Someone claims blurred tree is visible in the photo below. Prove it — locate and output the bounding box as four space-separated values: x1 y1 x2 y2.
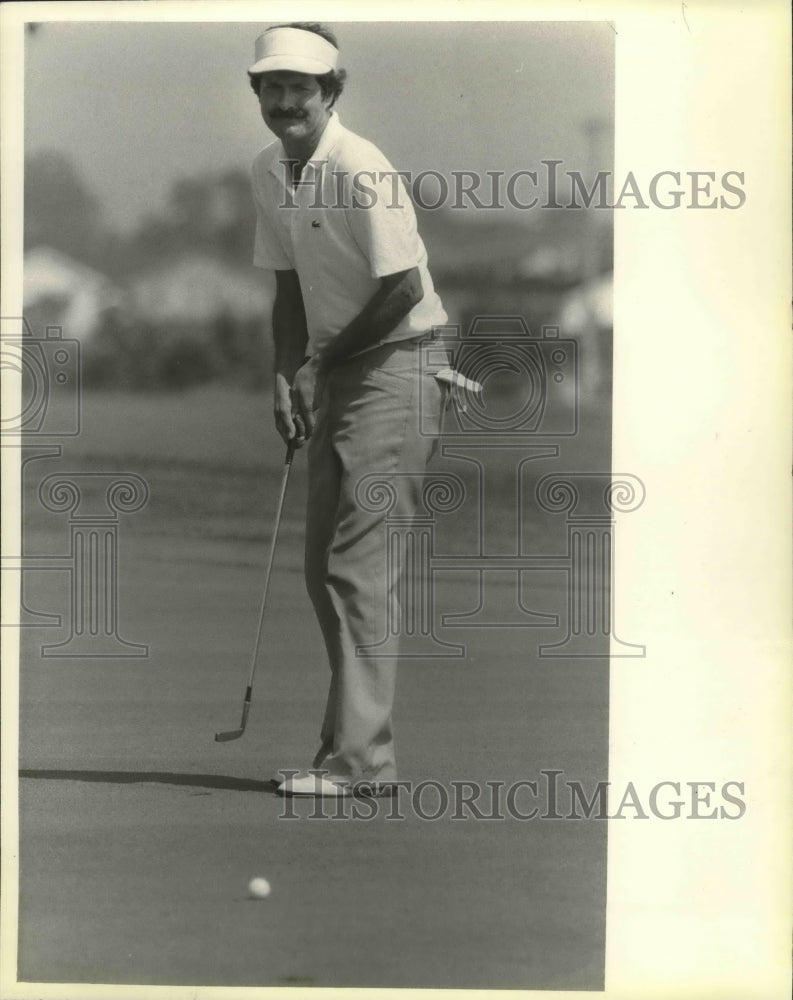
24 154 257 278
24 151 107 264
128 169 256 271
213 171 259 263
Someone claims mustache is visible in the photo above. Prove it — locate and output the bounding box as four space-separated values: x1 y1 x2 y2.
269 108 307 120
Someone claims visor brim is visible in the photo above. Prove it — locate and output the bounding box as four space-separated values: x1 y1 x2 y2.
248 55 334 76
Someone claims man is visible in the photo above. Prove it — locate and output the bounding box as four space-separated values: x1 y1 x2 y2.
249 22 448 797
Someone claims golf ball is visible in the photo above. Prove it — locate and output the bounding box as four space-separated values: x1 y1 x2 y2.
248 877 271 899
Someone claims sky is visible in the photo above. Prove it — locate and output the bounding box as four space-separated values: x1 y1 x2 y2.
24 17 614 232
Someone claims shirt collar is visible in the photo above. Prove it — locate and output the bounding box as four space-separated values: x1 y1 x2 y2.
306 110 343 165
268 110 343 181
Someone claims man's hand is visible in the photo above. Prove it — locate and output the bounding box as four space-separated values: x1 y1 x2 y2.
274 371 304 446
290 356 325 442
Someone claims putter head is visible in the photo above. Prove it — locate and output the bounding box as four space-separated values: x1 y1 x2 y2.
214 698 251 742
214 729 244 742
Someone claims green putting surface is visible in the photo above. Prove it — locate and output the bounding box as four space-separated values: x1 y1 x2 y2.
16 386 610 990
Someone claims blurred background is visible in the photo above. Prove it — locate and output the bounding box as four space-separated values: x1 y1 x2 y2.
23 19 614 392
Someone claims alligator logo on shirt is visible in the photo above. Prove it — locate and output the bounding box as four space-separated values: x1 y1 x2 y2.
311 220 321 228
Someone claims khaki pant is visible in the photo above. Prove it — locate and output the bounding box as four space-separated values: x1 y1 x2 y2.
304 338 444 783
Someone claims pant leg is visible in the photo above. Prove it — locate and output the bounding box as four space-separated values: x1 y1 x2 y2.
303 386 343 769
303 340 444 783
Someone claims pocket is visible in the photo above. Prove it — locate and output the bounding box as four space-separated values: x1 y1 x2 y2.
439 380 452 412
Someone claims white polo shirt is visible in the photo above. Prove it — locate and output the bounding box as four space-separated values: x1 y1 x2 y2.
251 111 447 356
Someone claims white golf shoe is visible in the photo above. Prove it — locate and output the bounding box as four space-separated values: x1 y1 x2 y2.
277 773 351 797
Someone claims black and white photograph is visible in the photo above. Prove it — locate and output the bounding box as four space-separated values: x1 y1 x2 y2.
1 2 790 998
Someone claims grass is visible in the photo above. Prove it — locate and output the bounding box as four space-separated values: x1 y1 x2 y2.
24 383 611 554
67 384 280 470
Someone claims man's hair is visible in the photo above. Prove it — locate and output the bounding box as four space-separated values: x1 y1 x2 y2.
248 22 347 107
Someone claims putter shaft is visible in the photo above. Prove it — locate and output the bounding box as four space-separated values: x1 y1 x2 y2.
215 443 295 741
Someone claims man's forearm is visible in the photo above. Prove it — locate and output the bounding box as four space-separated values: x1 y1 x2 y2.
272 290 309 385
315 268 423 371
271 273 311 444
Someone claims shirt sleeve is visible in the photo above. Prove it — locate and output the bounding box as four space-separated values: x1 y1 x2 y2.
345 162 423 279
251 165 294 271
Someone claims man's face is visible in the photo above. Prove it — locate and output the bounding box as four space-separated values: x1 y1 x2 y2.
258 71 332 148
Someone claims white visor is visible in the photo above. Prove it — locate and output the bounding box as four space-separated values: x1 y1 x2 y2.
248 26 339 76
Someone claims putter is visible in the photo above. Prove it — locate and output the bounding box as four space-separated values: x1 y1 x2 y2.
215 439 296 741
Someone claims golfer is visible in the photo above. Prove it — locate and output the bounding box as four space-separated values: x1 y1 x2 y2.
249 23 448 797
